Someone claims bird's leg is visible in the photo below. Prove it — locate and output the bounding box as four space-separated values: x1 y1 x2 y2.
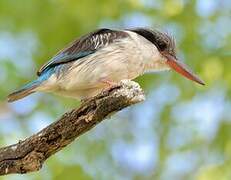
100 79 117 86
100 78 119 92
81 79 119 104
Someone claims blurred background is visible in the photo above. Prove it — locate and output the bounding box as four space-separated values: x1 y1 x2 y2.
0 0 230 179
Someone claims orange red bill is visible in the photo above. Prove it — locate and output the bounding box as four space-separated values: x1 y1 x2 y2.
164 53 205 85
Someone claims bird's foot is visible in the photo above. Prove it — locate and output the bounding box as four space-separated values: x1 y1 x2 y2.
100 79 120 93
100 79 118 87
80 79 120 104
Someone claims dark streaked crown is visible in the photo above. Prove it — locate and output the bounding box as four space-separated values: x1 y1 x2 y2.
129 28 176 56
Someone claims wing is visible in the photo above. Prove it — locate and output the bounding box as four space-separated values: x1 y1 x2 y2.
37 28 128 76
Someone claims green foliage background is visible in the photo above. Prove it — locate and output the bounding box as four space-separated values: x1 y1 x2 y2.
0 0 230 179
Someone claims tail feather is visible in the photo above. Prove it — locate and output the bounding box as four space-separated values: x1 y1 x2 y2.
7 80 41 102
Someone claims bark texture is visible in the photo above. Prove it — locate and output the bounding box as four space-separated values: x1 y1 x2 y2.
0 80 145 176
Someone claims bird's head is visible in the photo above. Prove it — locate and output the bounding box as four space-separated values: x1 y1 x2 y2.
130 28 205 85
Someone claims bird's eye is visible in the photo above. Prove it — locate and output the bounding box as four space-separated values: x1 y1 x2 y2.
158 42 167 51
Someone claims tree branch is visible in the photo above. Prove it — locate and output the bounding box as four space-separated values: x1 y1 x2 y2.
0 80 145 176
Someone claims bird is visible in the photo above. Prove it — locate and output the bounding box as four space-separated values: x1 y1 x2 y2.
7 28 205 102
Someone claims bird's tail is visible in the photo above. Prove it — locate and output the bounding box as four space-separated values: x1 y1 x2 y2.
7 79 42 102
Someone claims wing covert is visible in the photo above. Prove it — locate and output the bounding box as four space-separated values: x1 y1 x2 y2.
37 28 128 76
